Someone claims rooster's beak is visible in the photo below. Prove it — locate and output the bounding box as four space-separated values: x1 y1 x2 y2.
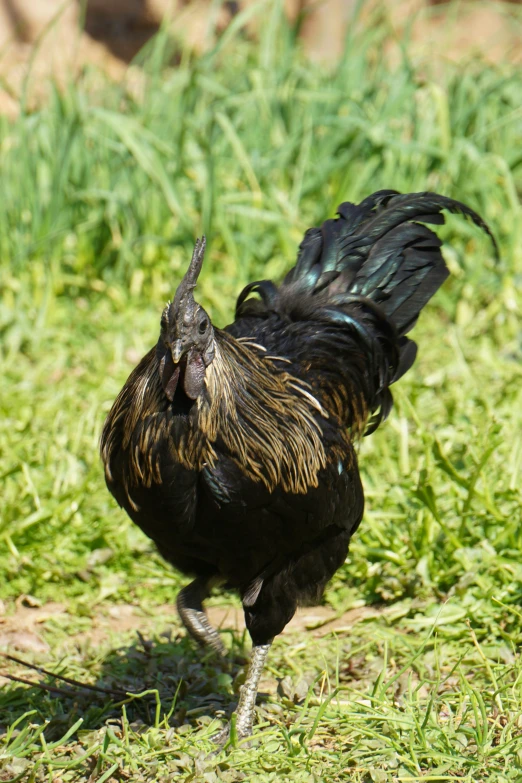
171 339 183 364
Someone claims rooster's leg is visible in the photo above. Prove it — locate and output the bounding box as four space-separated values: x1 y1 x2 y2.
176 578 226 656
213 641 272 746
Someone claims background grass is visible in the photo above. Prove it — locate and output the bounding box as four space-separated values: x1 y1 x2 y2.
1 1 522 780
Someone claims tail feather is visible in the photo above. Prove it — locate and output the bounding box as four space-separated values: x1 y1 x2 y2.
351 223 448 335
282 190 496 336
233 190 496 435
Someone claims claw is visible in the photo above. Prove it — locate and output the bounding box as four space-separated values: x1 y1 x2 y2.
176 578 226 656
211 716 253 751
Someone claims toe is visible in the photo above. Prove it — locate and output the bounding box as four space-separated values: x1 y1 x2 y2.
211 720 253 751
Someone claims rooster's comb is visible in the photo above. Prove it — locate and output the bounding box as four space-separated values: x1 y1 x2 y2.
173 236 206 320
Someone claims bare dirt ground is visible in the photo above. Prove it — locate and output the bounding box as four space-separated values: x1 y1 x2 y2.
0 0 520 116
0 598 388 701
0 598 382 658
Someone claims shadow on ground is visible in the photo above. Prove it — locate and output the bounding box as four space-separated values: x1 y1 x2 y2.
0 599 382 747
0 628 254 742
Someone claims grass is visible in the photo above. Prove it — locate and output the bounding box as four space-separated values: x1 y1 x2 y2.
1 1 522 780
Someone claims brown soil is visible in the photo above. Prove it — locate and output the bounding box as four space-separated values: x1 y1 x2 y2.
0 598 381 657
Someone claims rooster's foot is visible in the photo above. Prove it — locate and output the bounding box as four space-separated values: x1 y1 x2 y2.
211 642 272 750
211 719 253 750
177 578 226 656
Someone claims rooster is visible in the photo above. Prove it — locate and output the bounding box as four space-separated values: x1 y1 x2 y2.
101 190 495 744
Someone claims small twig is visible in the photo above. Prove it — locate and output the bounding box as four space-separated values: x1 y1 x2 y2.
1 671 80 698
0 651 128 698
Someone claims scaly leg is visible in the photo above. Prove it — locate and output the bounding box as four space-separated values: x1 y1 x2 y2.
213 641 272 746
176 578 226 656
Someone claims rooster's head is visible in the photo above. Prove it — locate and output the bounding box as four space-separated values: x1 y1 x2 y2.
157 237 215 402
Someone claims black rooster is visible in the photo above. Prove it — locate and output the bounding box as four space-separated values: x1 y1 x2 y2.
101 190 495 744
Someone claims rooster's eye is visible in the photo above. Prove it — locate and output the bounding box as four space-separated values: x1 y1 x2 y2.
198 318 209 334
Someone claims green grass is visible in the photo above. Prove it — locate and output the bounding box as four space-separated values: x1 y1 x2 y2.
1 1 522 780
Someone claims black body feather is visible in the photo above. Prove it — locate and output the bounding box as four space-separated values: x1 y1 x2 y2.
101 191 494 646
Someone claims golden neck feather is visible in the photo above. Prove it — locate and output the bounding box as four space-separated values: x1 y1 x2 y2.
199 331 328 493
102 331 331 498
